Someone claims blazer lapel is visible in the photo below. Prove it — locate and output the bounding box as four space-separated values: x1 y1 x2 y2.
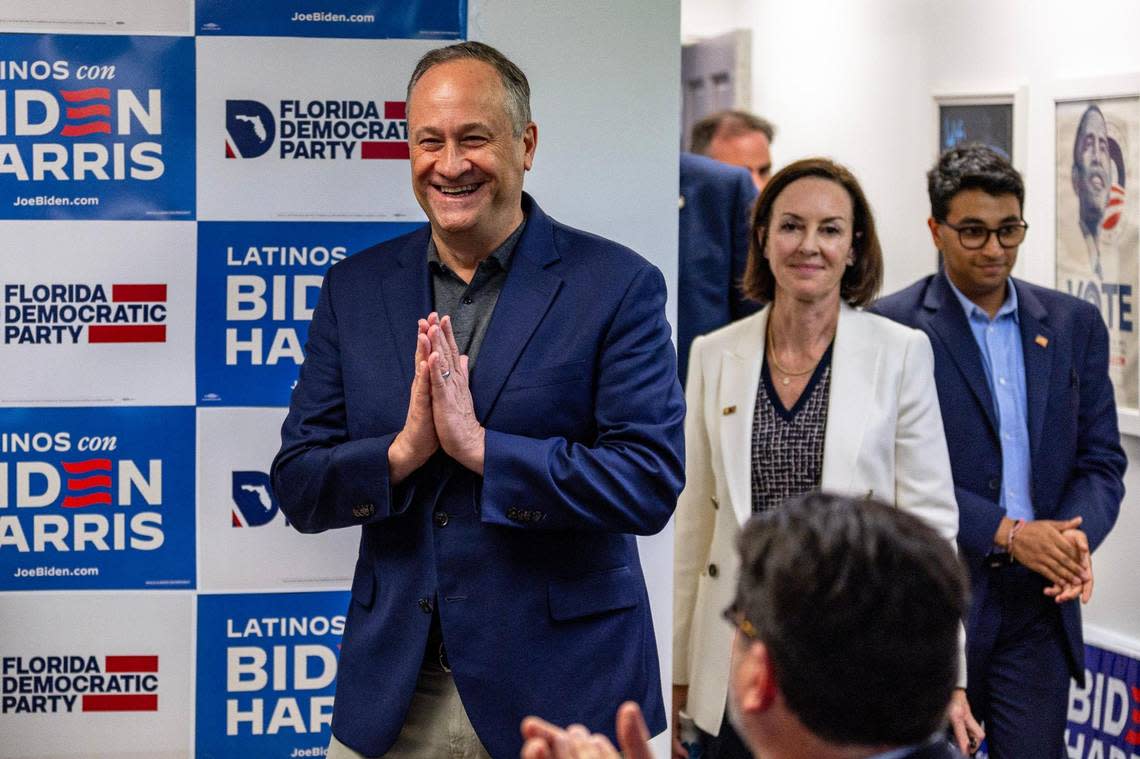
820 304 877 492
720 308 766 525
471 196 564 420
378 227 433 388
921 272 999 435
1016 281 1054 466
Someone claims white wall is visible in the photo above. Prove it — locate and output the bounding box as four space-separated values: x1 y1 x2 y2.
470 3 681 755
682 0 1140 648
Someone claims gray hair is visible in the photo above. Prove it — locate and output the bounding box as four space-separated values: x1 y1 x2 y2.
406 41 531 136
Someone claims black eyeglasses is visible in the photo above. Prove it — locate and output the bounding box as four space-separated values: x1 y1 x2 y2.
721 603 760 640
939 220 1029 250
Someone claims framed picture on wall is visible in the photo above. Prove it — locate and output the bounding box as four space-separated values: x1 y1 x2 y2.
933 89 1027 168
1055 78 1140 421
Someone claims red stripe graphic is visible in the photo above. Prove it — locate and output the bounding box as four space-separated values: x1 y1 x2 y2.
62 493 113 508
61 459 112 474
60 88 110 102
88 325 166 343
1104 213 1122 231
1108 197 1124 207
361 142 409 159
67 475 112 490
112 284 167 302
105 655 159 673
384 101 406 119
82 694 157 712
61 123 112 137
66 105 111 119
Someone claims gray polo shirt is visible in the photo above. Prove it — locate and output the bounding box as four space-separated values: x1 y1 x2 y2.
426 217 526 365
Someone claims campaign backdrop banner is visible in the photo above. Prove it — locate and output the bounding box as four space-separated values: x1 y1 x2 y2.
196 0 464 40
196 36 435 221
0 592 194 759
1 221 197 406
195 591 349 758
0 34 195 220
196 220 420 406
196 407 361 591
0 406 195 591
1065 642 1140 758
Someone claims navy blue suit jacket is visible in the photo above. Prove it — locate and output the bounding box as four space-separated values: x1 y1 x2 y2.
678 153 760 383
873 273 1125 679
271 195 685 758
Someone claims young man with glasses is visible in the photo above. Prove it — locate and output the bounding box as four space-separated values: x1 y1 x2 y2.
872 145 1126 758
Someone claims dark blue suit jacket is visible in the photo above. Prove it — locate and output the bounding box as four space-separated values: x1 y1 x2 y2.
873 273 1125 680
271 195 685 758
678 153 760 383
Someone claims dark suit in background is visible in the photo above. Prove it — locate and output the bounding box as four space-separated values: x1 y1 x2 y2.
677 153 760 383
873 272 1126 757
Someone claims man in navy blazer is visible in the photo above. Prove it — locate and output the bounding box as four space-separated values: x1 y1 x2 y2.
873 146 1125 758
677 153 760 383
271 42 684 759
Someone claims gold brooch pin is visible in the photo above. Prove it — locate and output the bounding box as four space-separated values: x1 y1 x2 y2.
1035 335 1049 348
722 405 736 415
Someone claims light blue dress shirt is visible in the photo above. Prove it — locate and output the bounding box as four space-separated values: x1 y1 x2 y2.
947 277 1034 521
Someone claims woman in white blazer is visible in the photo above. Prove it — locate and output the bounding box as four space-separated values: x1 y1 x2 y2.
672 158 980 759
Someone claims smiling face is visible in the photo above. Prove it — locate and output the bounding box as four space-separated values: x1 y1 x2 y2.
762 177 855 307
407 58 537 253
931 189 1022 316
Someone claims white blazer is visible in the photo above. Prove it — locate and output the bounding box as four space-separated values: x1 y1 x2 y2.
673 302 961 734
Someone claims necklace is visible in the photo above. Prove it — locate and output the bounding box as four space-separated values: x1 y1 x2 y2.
766 330 820 386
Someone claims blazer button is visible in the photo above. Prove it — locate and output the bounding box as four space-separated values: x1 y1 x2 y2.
506 507 519 521
708 563 718 578
710 496 719 510
418 597 433 614
988 478 1000 491
433 511 449 528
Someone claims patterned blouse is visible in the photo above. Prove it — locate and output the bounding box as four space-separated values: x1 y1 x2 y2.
750 344 834 513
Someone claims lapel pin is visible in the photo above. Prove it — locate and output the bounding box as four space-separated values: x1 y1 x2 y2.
722 405 736 416
1035 335 1049 348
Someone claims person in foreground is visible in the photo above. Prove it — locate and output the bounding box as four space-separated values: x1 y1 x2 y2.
271 41 685 758
672 157 979 759
522 492 970 759
873 145 1126 758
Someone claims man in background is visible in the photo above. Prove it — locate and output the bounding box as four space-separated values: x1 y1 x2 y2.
690 110 776 191
873 145 1126 758
521 493 969 759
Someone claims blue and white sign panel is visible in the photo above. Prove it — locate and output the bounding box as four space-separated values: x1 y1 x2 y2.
196 221 420 406
0 34 195 220
0 406 195 590
1065 642 1140 758
196 591 349 758
196 0 465 40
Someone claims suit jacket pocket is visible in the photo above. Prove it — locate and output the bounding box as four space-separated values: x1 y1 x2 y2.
503 360 590 392
350 561 375 610
548 565 639 622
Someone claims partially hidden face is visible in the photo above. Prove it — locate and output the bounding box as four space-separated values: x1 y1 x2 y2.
407 58 536 246
761 176 855 305
709 129 772 191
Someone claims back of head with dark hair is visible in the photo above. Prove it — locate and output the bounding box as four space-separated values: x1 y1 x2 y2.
406 41 531 136
741 157 883 306
734 492 967 746
928 144 1025 222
